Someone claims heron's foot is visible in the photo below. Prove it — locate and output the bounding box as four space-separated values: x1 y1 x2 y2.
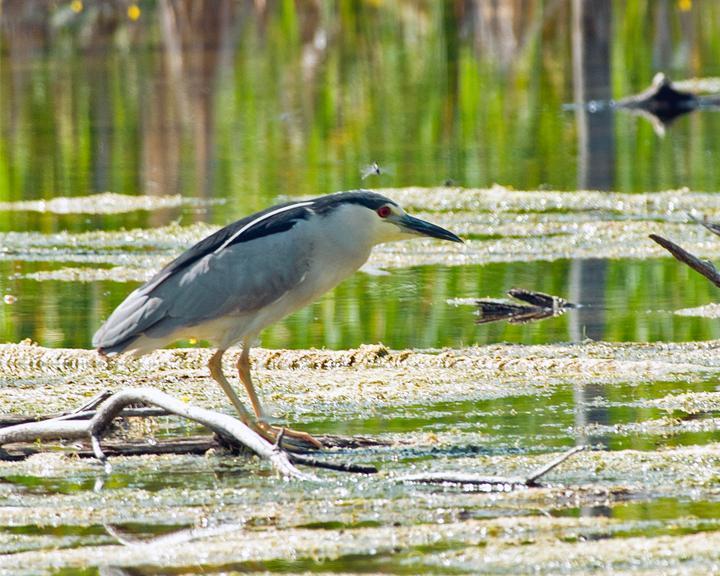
256 421 323 450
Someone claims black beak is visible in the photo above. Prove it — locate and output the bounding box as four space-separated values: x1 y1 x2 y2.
398 214 463 243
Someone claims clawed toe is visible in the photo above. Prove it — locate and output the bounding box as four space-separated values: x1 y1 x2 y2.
256 421 323 449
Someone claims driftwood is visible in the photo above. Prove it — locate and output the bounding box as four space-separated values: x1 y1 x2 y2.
0 389 381 475
476 288 576 325
397 445 585 490
0 390 380 475
0 388 320 479
649 233 720 288
0 389 587 487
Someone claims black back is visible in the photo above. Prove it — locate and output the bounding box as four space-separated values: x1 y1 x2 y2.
142 190 394 291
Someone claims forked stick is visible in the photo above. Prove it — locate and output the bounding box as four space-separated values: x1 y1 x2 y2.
0 387 315 480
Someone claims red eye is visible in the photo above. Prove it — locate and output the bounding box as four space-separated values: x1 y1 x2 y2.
377 206 391 218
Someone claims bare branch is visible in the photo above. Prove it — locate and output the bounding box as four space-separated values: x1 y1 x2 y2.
396 446 586 489
0 388 315 481
525 445 586 485
649 234 720 288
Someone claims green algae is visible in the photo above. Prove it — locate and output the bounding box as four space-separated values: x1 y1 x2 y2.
0 341 718 417
1 342 720 572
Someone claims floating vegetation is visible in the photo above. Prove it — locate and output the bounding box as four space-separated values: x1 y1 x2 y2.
6 188 720 273
0 192 221 214
18 266 152 283
385 185 720 216
675 303 720 318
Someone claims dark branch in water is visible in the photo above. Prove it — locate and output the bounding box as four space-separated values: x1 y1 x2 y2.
476 288 576 325
612 73 720 136
615 73 698 121
649 234 720 288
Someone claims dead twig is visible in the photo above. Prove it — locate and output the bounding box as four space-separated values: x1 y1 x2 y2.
266 426 377 474
396 445 586 490
289 453 377 474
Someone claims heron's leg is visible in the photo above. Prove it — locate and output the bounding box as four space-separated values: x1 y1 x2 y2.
208 349 254 424
236 345 267 421
237 344 323 449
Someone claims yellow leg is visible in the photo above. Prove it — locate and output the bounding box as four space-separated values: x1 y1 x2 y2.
236 345 266 420
237 344 323 449
208 349 253 425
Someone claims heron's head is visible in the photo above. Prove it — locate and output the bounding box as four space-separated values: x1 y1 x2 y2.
316 191 463 246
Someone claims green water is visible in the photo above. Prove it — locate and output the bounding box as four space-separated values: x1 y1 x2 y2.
2 258 720 350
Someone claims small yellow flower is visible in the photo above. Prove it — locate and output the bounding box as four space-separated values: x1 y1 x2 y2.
189 337 198 345
70 0 83 13
128 4 141 21
678 0 692 12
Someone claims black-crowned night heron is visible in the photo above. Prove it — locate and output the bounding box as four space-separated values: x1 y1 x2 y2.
93 190 462 447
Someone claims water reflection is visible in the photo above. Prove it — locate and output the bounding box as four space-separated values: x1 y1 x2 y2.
1 258 720 350
3 0 720 213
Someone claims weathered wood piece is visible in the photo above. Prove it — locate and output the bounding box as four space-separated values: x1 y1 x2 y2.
0 389 380 474
476 288 576 325
0 387 315 480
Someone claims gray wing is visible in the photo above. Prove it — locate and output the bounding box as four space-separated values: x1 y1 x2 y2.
93 231 312 353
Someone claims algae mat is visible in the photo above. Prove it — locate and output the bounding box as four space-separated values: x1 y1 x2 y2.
2 342 720 573
7 186 720 281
